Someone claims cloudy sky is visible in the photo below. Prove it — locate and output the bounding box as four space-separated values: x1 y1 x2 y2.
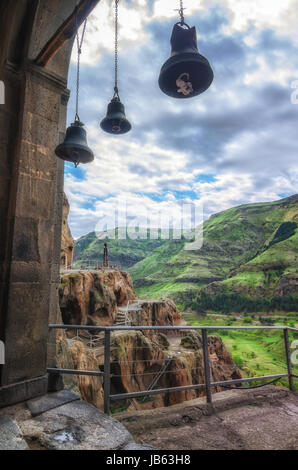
64 0 298 239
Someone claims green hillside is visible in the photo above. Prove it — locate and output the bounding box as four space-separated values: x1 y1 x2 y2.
74 228 168 268
130 195 298 312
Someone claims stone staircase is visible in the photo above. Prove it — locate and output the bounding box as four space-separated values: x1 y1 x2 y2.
114 309 127 325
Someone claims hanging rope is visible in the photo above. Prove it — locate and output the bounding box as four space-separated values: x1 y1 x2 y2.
113 0 120 100
75 9 87 122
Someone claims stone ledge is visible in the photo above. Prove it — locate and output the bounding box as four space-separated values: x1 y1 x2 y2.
0 375 48 408
20 399 135 450
27 390 80 417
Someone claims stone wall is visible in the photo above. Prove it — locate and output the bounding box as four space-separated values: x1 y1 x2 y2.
0 0 95 406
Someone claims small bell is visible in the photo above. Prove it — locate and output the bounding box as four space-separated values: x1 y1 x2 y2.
159 23 214 99
55 120 94 167
100 1 132 135
100 97 131 135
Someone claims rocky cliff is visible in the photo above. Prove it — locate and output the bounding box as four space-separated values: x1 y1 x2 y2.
61 193 74 268
57 320 240 412
130 299 184 328
58 271 241 412
110 330 240 410
59 270 136 326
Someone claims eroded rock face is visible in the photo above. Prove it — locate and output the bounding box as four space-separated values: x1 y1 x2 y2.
61 194 74 269
59 271 136 326
130 299 185 328
70 341 104 409
111 331 241 409
58 272 240 412
58 327 240 412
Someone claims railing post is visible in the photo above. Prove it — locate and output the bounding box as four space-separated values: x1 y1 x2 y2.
202 328 212 404
104 330 111 414
283 328 294 392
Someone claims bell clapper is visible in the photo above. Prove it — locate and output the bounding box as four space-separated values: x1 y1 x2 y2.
111 88 123 133
112 123 122 133
176 72 194 96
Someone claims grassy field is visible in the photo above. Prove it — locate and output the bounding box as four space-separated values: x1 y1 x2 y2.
183 312 298 391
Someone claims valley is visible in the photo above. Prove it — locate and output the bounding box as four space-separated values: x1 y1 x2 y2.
183 311 298 391
74 195 298 314
64 194 298 411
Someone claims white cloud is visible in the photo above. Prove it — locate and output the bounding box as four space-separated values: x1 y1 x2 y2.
195 171 297 219
65 0 298 239
73 0 152 66
218 0 298 36
244 55 297 87
65 125 193 198
68 190 203 239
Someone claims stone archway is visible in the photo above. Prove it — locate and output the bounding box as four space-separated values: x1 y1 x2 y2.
0 0 100 406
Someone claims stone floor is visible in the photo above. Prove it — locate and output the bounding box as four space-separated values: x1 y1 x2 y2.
117 386 298 450
1 386 297 450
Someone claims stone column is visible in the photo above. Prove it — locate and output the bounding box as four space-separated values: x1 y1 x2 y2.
0 61 68 406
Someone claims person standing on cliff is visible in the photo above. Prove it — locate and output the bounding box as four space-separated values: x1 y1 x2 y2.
103 243 109 268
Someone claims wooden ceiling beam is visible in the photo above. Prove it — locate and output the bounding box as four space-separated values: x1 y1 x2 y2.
35 0 101 67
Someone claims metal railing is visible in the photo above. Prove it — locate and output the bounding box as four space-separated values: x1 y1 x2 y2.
61 261 122 272
48 324 298 415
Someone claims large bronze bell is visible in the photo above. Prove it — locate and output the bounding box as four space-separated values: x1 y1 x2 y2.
55 120 94 167
159 23 214 99
100 98 131 134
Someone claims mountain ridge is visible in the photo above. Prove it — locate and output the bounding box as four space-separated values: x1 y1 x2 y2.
74 194 298 312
